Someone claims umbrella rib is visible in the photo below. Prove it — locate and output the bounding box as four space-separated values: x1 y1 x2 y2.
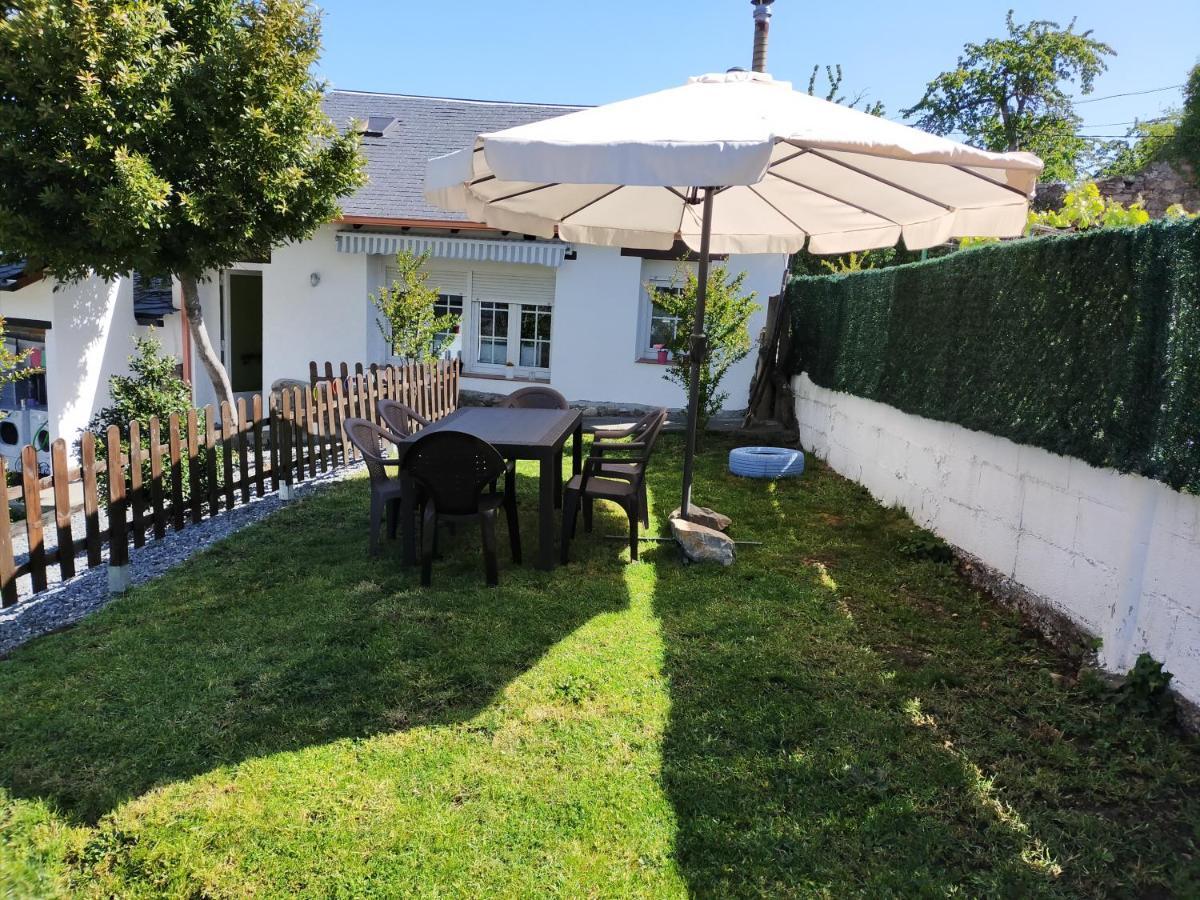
951 165 1032 199
806 149 955 211
492 182 561 204
766 170 904 228
769 145 810 168
747 185 809 236
560 185 625 222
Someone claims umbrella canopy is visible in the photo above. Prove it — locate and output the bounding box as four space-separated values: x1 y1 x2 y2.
425 70 1043 256
424 70 1043 522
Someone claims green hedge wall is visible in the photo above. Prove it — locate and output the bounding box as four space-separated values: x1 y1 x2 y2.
790 217 1200 493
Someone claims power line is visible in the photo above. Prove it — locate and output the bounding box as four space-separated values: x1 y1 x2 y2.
1073 84 1184 104
1078 117 1175 129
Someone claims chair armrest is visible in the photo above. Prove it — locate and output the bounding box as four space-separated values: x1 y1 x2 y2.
588 422 639 439
591 440 646 453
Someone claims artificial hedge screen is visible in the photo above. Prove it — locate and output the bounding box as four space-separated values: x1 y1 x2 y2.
789 217 1200 493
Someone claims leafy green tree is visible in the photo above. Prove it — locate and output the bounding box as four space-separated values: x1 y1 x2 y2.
1096 115 1181 178
371 251 459 362
0 0 365 420
807 64 884 116
1177 64 1200 184
649 265 758 441
902 12 1114 181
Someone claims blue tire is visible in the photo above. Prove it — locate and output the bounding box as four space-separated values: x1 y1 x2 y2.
729 446 805 479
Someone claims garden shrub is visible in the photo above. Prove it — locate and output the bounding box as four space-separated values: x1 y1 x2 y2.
87 333 221 507
789 217 1200 492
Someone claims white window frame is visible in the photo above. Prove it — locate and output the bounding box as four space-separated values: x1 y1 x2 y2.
468 298 554 377
637 260 695 362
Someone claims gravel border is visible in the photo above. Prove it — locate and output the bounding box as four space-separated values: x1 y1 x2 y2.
0 462 364 656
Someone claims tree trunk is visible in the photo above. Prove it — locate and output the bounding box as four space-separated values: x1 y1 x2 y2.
178 272 237 425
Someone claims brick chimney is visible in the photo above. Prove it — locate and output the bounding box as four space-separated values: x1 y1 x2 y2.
751 0 774 73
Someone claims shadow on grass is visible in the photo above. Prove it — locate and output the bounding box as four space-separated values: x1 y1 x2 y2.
0 468 630 825
648 436 1200 897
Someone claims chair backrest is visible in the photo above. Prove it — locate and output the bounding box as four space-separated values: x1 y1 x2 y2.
342 417 404 487
628 407 668 440
401 430 508 516
501 386 569 410
633 409 668 471
377 399 429 438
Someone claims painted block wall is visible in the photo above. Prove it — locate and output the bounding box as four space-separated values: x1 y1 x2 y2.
2 274 183 455
456 245 787 411
794 372 1200 709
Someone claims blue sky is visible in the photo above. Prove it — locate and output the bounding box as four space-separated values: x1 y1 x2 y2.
314 1 1199 136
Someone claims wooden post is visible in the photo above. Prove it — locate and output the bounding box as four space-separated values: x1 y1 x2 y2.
21 445 46 593
219 401 234 510
129 420 146 548
168 413 185 532
252 395 265 497
0 461 17 606
187 408 202 524
269 392 280 494
81 432 103 567
50 439 76 580
149 416 166 540
204 405 219 517
106 424 131 593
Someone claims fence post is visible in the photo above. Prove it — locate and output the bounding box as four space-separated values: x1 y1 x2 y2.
20 445 47 594
106 425 131 594
278 389 296 501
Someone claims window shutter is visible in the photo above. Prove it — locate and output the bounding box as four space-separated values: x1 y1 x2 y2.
388 265 469 298
472 269 555 306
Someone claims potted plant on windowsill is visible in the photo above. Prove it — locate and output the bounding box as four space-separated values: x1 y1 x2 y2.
653 343 669 364
505 361 516 380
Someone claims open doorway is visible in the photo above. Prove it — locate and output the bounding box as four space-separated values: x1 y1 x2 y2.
223 271 263 398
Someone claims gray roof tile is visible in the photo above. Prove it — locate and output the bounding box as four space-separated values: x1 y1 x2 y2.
323 91 585 222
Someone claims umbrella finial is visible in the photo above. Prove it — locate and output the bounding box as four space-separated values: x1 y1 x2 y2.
751 0 774 74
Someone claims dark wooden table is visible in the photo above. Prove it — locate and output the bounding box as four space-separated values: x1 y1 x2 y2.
400 407 583 571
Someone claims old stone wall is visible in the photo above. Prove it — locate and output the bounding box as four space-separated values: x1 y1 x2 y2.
1037 161 1200 217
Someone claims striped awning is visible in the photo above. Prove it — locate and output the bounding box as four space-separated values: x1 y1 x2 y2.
334 231 569 267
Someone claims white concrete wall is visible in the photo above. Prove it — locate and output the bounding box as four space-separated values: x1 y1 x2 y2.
460 244 787 410
2 274 184 456
794 372 1200 709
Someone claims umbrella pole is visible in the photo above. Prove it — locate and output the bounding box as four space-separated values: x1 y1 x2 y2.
680 187 715 521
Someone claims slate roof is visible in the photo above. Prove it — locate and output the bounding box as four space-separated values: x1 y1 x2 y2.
133 272 177 323
323 90 586 222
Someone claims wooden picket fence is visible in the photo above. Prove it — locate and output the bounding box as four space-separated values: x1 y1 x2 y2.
0 358 461 606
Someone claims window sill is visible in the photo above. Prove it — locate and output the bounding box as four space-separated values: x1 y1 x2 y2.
462 370 552 385
635 357 674 366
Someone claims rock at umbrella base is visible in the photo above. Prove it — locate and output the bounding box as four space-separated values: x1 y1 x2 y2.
670 505 732 532
670 517 736 567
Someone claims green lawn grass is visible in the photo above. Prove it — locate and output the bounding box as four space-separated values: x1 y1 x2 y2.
1 435 1197 897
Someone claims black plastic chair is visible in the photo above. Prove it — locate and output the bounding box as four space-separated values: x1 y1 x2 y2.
590 407 667 527
401 430 521 587
342 417 410 556
501 385 569 410
561 409 667 563
377 399 431 438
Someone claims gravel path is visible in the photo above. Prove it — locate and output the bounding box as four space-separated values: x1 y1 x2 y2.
0 463 364 656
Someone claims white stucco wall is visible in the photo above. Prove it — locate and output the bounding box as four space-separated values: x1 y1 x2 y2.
245 231 787 413
458 244 787 410
794 372 1200 709
2 274 184 456
190 224 373 409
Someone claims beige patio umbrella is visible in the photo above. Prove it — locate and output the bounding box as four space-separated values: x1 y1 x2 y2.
425 70 1043 520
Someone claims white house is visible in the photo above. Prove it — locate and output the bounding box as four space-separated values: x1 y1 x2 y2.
1 89 789 462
